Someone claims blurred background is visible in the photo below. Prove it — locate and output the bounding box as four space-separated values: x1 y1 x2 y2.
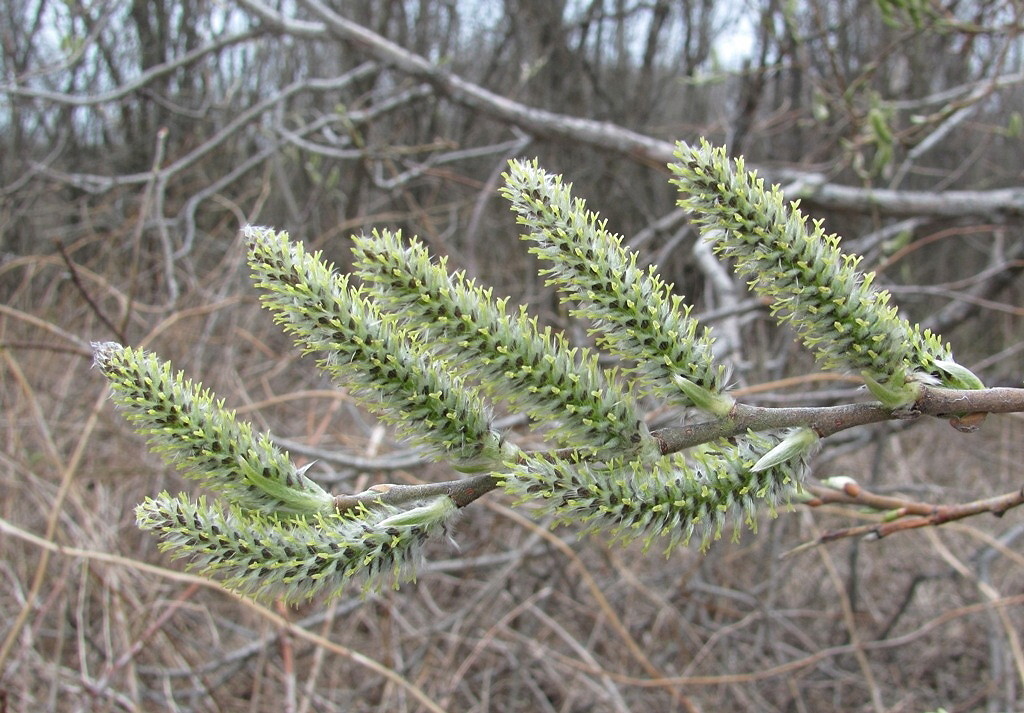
2 1 1023 711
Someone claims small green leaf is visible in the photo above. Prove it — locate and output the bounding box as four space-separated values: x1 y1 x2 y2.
752 427 819 472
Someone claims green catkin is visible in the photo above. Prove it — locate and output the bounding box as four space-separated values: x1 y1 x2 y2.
245 225 509 471
500 159 732 416
92 342 333 517
669 140 982 405
137 492 457 602
502 432 803 553
352 229 651 460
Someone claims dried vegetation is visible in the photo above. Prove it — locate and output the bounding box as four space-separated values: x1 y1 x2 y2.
3 1 1024 711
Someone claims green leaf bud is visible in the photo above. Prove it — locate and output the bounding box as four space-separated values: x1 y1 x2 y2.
931 359 984 391
375 495 457 528
751 427 820 472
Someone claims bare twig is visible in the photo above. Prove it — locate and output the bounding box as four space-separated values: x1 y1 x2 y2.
57 240 128 346
793 480 1024 547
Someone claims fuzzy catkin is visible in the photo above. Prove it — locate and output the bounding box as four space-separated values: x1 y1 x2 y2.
245 226 507 471
92 341 334 517
670 140 954 401
503 433 802 553
352 228 650 459
137 493 457 601
501 159 731 416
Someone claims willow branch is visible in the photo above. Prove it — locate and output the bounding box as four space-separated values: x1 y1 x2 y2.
332 385 1024 513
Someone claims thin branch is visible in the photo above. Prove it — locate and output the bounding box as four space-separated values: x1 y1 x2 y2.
1 29 263 105
790 481 1024 549
332 473 496 512
38 64 378 193
56 241 126 342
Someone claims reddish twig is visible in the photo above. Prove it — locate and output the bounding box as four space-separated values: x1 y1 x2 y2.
795 480 1024 547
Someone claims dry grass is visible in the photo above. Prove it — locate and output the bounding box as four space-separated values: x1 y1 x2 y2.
2 227 1023 713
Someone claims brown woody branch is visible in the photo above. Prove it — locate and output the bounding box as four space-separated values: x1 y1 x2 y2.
333 384 1024 516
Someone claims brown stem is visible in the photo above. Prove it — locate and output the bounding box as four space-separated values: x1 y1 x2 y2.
333 385 1024 516
56 241 127 343
803 483 1024 545
334 473 498 513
